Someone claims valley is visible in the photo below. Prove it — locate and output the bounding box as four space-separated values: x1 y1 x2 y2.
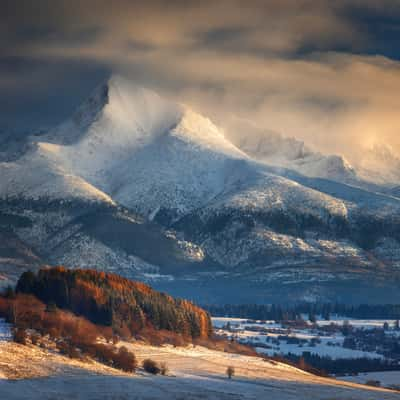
2 268 400 399
214 315 400 388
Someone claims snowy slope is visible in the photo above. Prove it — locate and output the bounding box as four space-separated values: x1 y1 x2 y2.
0 145 114 203
1 340 397 400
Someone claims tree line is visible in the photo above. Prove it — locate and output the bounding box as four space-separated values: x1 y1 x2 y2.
205 303 400 321
279 352 400 375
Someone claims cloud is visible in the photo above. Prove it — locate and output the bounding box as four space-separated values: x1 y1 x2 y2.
1 0 400 158
3 1 364 56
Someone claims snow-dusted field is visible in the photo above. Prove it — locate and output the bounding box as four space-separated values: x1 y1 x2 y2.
0 339 399 399
310 315 398 329
213 316 398 330
212 317 392 359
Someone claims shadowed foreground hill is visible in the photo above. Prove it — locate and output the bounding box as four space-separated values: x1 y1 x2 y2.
16 267 212 339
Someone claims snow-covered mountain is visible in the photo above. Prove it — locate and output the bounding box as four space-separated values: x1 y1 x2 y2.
1 76 249 218
222 117 360 184
1 74 400 304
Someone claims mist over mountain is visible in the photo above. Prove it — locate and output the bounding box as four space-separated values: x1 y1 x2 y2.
1 75 400 304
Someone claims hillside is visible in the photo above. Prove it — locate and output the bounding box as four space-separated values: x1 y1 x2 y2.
15 267 212 339
0 337 399 400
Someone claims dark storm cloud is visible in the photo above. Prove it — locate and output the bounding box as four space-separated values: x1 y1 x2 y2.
1 0 400 157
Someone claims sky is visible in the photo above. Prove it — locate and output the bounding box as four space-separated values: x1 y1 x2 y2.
1 0 400 160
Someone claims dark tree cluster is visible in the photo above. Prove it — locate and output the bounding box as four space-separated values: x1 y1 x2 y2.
205 302 400 322
279 352 400 375
294 303 400 320
16 267 213 340
204 304 302 321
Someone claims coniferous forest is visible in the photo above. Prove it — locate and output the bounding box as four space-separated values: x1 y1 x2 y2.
16 267 213 339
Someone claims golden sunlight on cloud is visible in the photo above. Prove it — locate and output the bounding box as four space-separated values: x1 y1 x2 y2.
2 0 400 159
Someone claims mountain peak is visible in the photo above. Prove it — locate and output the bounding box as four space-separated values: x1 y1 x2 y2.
107 73 144 93
44 74 183 147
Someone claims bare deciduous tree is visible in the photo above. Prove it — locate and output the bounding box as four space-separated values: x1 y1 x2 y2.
226 366 235 379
